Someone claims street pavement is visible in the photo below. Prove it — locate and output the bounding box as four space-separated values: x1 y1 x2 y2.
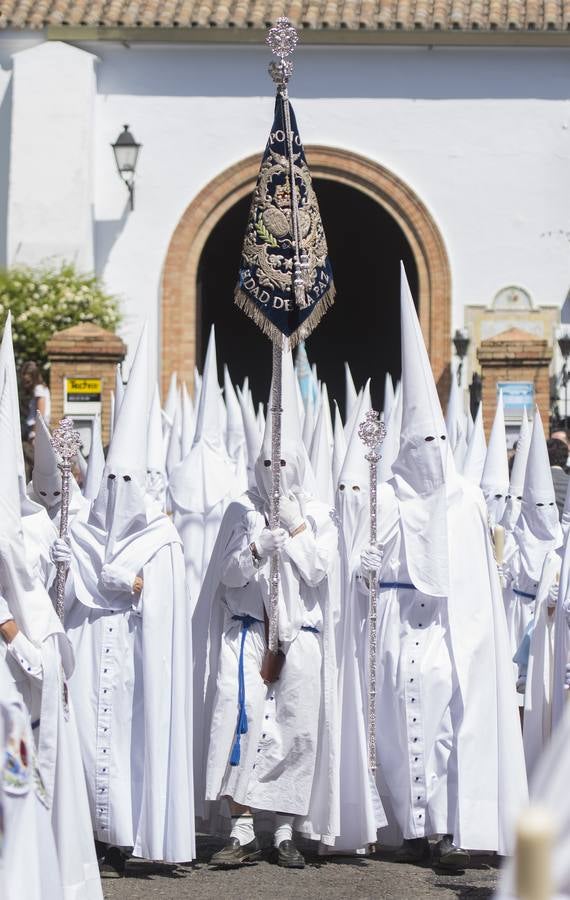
102 836 501 900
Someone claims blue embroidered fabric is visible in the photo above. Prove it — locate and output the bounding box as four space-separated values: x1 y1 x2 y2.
513 588 536 600
379 582 416 590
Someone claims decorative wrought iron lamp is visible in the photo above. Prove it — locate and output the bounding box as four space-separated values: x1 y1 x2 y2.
111 125 141 211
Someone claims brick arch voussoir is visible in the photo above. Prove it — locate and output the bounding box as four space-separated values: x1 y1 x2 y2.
161 146 451 399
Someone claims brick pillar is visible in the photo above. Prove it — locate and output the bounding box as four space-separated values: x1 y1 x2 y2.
477 327 551 437
46 323 126 446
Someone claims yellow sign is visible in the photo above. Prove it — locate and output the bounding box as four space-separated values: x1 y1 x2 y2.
65 378 102 402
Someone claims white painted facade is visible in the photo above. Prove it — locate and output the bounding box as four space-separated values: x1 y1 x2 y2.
1 35 570 373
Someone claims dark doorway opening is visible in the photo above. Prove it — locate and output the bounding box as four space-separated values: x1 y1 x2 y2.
197 178 418 417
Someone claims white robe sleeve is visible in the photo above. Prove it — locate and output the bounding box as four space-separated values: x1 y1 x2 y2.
219 514 259 587
6 632 43 681
283 510 337 588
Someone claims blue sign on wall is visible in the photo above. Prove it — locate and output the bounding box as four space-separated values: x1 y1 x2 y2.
497 381 534 420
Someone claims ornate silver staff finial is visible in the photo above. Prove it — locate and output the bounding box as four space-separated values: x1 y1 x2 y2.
51 417 82 622
358 407 387 774
267 17 298 87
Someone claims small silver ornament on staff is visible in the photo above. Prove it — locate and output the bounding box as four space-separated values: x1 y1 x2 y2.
359 409 387 772
51 417 81 622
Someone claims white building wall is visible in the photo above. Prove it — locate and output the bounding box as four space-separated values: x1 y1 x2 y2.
8 41 97 271
2 36 570 372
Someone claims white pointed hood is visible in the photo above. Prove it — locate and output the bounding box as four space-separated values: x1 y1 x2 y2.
0 312 42 516
561 470 570 541
224 365 246 460
254 348 315 507
302 393 315 451
169 327 234 513
0 378 63 646
31 411 62 509
337 381 371 555
256 402 265 436
391 262 449 597
165 405 182 479
480 392 510 528
514 408 562 581
113 364 125 433
83 414 105 501
237 384 262 490
344 362 358 426
318 383 334 455
501 408 531 532
310 395 335 508
332 400 347 491
163 371 178 426
462 402 487 486
445 368 468 473
383 373 395 423
91 325 150 556
147 384 166 475
181 383 195 458
379 379 403 483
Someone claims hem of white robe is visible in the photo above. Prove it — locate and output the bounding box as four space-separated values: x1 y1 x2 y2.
62 862 103 900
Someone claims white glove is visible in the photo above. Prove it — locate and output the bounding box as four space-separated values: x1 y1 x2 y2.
0 595 14 626
516 675 527 694
279 494 304 533
49 537 72 569
547 581 559 609
257 527 288 558
565 664 570 689
100 563 136 594
360 544 384 579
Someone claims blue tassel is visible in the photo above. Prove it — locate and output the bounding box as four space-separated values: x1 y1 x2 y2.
238 706 248 735
229 736 241 767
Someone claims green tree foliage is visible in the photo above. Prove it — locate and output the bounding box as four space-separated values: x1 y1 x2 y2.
0 262 121 377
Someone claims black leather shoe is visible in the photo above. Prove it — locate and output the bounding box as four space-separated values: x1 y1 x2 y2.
99 846 127 878
210 837 263 867
435 834 470 869
394 838 430 863
276 840 305 869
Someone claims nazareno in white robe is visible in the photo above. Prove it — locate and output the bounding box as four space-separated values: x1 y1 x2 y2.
66 501 195 863
521 549 560 778
1 532 102 900
194 492 344 846
352 474 528 853
0 653 63 900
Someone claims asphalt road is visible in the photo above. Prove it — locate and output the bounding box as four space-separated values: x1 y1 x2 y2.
102 836 501 900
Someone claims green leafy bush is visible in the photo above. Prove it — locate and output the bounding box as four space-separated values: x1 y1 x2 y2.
0 262 121 377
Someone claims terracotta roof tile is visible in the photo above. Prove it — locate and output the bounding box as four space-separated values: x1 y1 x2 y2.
2 0 570 30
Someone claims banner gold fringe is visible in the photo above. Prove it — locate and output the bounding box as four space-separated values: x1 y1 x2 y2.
234 287 336 349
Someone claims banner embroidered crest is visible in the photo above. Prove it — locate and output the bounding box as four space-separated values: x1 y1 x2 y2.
234 95 335 346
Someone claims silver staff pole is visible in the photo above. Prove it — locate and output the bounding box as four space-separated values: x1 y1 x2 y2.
266 18 301 653
358 409 387 772
51 417 82 622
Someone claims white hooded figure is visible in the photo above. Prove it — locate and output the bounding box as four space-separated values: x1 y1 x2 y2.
352 265 527 864
480 392 510 530
0 379 102 900
63 326 195 868
236 384 262 491
0 653 64 900
331 400 347 492
500 407 533 675
194 347 345 867
0 315 59 592
309 394 335 509
146 384 167 509
336 382 371 561
83 415 105 503
344 362 358 428
27 412 87 527
168 327 235 606
383 372 395 424
462 402 487 486
444 367 468 473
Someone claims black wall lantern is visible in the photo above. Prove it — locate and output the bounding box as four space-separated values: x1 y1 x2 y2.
111 125 141 211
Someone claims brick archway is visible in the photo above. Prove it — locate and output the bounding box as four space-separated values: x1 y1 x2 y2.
161 146 451 397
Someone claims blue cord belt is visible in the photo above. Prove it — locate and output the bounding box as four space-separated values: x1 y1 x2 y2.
230 614 261 767
379 582 416 590
513 588 536 600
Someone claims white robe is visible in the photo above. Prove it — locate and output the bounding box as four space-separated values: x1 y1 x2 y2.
0 655 63 900
352 476 528 853
522 550 560 778
66 507 195 863
196 494 342 846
